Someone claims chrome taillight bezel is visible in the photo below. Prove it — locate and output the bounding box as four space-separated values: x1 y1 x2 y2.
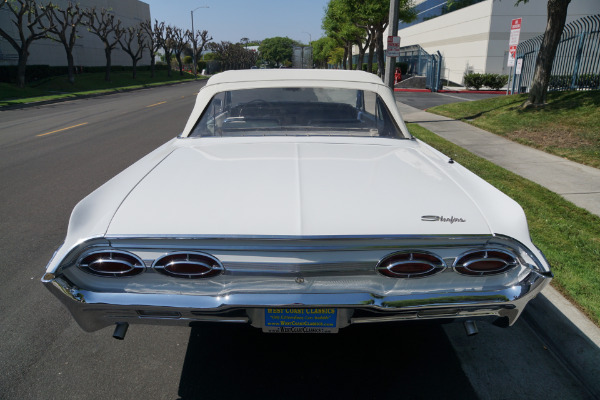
152 251 224 279
77 250 146 277
453 248 519 276
376 251 446 278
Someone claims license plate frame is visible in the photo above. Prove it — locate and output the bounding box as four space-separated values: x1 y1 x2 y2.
263 308 339 333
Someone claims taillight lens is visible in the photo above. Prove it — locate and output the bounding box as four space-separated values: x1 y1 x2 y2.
78 250 145 277
454 249 518 276
153 252 223 279
376 251 445 278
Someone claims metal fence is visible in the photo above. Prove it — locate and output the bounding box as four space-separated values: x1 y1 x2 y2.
513 14 600 93
395 45 443 91
292 46 313 69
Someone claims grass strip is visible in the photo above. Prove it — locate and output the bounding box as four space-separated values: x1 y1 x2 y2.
427 91 600 168
408 123 600 326
0 69 203 107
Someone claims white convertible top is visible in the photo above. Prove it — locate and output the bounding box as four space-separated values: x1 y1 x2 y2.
205 69 385 86
182 69 399 137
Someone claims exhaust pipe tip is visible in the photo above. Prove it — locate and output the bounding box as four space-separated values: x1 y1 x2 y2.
113 322 129 340
464 320 479 336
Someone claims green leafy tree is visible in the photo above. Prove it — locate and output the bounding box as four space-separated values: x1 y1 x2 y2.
312 36 340 68
258 36 296 67
322 0 364 70
324 0 416 74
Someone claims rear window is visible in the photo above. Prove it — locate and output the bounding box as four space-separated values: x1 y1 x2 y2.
188 87 407 139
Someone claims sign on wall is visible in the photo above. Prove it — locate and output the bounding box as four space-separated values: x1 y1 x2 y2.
507 18 522 67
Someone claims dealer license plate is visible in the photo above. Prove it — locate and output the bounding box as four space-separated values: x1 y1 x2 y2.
263 308 338 333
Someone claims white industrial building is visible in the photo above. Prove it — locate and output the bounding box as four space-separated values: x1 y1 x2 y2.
0 0 151 67
389 0 600 84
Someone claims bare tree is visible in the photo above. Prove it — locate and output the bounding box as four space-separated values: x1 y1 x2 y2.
41 2 85 84
159 25 175 77
171 26 189 75
119 24 147 79
187 29 212 76
208 41 258 71
140 19 163 78
85 7 123 81
0 0 53 88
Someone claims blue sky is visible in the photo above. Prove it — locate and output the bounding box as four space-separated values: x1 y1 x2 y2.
142 0 330 44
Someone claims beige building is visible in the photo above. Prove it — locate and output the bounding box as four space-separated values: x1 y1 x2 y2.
389 0 600 84
0 0 151 67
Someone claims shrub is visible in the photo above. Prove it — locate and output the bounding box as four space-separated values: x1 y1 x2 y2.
484 73 508 90
463 72 485 90
463 73 508 90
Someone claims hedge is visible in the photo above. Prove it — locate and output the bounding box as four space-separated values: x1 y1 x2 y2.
0 64 170 84
463 73 508 90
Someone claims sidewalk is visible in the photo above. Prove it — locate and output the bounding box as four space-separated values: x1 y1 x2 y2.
396 100 600 396
397 101 600 216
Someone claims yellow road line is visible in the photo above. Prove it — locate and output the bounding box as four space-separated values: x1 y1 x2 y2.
146 101 167 108
37 122 88 137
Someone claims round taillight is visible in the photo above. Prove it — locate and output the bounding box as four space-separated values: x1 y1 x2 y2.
78 250 145 277
376 251 445 278
454 249 518 276
153 252 223 279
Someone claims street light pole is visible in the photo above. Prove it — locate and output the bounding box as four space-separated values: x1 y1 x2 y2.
191 5 209 78
384 0 399 88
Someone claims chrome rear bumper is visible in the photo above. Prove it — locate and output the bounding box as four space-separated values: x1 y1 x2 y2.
44 270 551 332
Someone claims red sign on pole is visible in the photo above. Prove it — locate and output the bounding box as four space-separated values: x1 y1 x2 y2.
507 18 522 67
387 36 401 57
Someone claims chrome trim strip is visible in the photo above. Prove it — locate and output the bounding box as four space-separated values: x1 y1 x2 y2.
105 234 494 241
44 270 550 332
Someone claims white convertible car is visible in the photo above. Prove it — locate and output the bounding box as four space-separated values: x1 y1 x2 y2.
42 70 552 338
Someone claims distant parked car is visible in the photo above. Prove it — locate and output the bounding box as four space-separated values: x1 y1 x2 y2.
42 70 552 338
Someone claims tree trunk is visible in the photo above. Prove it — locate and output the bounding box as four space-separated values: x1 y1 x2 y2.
376 32 385 77
176 54 183 75
17 49 29 88
66 50 75 84
342 47 347 70
132 59 137 79
150 52 156 78
105 47 112 81
523 0 571 107
347 43 353 70
357 46 366 71
367 40 375 73
166 52 172 77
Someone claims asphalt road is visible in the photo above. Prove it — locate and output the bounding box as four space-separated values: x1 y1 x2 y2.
0 82 593 399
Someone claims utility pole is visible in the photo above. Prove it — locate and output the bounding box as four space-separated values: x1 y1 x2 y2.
384 0 399 88
191 5 209 78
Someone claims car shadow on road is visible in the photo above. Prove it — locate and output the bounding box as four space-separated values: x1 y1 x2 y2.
177 322 478 400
